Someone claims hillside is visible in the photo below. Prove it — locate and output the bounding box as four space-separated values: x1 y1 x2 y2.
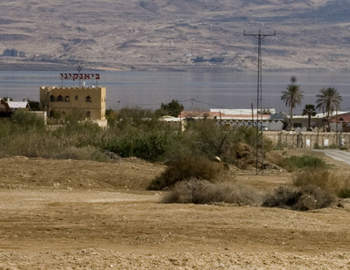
0 0 349 71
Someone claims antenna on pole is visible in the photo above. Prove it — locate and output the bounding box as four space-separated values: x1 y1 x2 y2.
244 29 276 174
77 65 82 87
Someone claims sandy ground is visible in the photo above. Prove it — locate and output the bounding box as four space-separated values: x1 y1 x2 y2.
1 153 350 269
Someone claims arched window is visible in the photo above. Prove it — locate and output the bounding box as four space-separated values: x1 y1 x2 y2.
57 95 64 102
65 96 70 102
86 96 92 102
50 95 55 102
75 95 79 100
86 111 91 118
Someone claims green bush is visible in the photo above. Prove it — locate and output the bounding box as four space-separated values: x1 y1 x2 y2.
166 121 263 165
0 112 107 158
183 119 230 158
0 118 12 139
110 107 164 132
11 111 45 131
148 155 223 190
281 155 326 172
105 131 175 162
0 107 269 169
53 121 104 148
262 185 335 211
162 179 262 205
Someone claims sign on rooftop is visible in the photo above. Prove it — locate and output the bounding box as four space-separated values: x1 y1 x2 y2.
60 73 100 81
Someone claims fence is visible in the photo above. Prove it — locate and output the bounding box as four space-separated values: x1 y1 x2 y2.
267 131 350 149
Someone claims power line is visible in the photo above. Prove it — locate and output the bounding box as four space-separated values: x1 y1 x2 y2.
244 29 276 174
106 98 226 109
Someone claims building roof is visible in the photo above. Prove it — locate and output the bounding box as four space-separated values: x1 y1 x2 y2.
286 111 350 119
179 109 271 120
7 101 28 109
210 108 276 115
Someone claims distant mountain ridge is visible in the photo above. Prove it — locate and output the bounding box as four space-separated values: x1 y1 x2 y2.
0 0 349 71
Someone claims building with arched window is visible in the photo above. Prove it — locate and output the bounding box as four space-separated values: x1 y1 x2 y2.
39 86 107 126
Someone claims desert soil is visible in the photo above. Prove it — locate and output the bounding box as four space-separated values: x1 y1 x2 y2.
1 152 350 269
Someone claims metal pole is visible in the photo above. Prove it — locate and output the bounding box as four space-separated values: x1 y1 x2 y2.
336 108 339 148
244 29 276 174
77 65 82 87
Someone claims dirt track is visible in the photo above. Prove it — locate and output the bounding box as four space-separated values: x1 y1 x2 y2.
1 155 350 269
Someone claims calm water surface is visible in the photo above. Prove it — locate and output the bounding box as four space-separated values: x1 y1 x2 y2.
0 70 349 114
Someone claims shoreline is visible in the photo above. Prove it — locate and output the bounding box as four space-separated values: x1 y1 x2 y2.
0 61 344 73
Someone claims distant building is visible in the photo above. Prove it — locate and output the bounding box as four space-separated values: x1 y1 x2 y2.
2 48 25 57
178 108 285 131
330 112 350 132
0 98 30 117
0 98 29 112
39 86 107 126
7 101 30 112
3 48 18 57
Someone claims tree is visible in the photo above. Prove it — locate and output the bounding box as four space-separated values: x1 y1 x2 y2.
25 98 40 111
316 87 342 130
156 99 184 117
281 84 304 129
302 104 316 131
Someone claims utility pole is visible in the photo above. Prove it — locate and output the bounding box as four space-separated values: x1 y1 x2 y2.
244 29 276 174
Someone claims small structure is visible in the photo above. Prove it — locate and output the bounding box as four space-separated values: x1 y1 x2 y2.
7 101 30 112
178 108 285 131
331 112 350 132
0 98 30 117
39 86 107 127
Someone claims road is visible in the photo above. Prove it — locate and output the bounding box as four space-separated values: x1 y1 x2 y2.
313 149 350 165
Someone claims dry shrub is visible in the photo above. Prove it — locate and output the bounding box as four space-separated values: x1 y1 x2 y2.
232 142 255 169
162 179 262 205
148 155 223 190
339 189 350 198
265 151 284 168
262 185 335 211
293 168 350 196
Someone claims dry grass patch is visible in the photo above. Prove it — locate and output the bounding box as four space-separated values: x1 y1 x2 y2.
162 179 263 205
293 168 350 197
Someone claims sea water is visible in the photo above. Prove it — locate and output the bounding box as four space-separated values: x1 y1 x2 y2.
0 70 349 114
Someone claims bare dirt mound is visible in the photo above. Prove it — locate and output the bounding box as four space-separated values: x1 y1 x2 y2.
0 156 166 190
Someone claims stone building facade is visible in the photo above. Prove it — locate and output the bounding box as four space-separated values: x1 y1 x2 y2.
39 86 106 121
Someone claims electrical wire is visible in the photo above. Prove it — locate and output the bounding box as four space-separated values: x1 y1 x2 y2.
106 98 226 109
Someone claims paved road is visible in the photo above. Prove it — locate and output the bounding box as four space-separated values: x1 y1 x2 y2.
313 149 350 165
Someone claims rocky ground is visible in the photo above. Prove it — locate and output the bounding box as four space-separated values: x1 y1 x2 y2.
1 153 350 269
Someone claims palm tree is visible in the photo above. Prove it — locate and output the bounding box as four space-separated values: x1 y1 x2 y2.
302 104 316 131
316 87 342 130
281 84 304 129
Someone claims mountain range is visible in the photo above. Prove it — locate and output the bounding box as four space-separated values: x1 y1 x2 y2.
0 0 349 71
